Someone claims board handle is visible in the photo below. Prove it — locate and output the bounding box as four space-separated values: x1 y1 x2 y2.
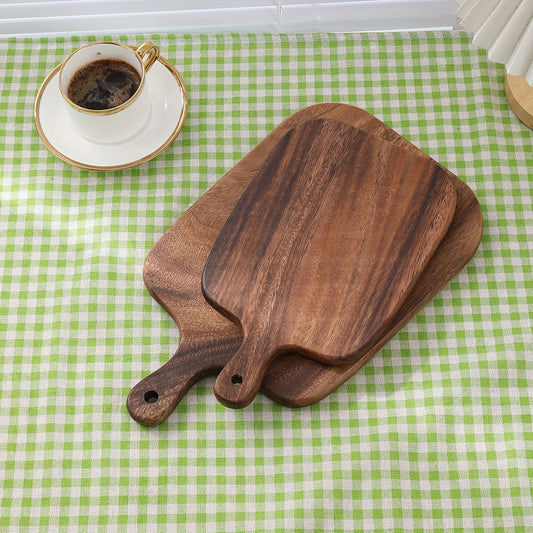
213 335 279 409
127 336 240 426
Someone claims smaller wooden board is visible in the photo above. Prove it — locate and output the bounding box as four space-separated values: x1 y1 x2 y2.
203 119 457 408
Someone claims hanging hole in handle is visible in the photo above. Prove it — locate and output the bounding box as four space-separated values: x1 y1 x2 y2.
231 374 243 386
144 390 159 403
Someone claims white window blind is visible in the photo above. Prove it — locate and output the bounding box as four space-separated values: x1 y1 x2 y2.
0 0 458 37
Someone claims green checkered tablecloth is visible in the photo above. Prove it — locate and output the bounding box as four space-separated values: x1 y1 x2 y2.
1 31 532 531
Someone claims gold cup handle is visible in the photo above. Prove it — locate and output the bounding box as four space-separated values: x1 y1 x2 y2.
136 41 159 73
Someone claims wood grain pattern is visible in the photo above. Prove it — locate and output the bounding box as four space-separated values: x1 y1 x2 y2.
262 175 483 405
127 103 482 425
203 119 457 408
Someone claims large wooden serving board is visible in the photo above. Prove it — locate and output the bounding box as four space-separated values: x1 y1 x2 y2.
203 119 457 408
127 104 482 425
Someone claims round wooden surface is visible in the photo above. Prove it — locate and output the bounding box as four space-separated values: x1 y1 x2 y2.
505 74 533 130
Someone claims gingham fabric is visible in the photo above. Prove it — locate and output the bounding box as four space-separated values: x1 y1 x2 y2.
1 32 532 532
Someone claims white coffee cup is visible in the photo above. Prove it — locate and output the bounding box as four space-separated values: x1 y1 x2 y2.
59 41 159 144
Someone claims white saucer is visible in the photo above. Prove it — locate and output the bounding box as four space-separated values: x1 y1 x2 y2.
34 53 188 170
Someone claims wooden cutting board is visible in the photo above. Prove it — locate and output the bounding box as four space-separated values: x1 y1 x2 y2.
127 104 482 425
202 118 457 408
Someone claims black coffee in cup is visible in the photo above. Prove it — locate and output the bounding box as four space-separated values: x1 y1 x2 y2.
67 59 141 110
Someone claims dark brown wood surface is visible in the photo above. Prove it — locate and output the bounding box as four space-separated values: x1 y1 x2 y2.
127 103 482 425
262 175 482 406
203 119 457 408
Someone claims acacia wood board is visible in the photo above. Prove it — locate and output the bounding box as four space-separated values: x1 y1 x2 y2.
127 103 482 425
202 118 457 408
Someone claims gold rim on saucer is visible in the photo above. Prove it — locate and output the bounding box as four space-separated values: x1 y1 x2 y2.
34 52 188 171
